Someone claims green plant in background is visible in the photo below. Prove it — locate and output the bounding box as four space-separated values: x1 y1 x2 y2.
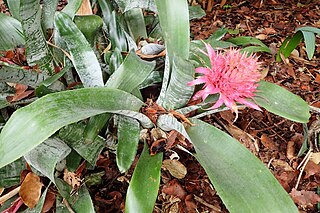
277 26 320 61
0 0 312 212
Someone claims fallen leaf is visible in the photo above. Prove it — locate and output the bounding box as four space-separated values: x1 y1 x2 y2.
162 159 187 179
185 194 197 212
304 161 320 179
290 188 320 208
63 169 82 190
19 172 43 209
255 34 268 40
315 74 320 84
1 197 24 213
42 190 56 212
7 84 33 102
310 152 320 164
286 140 295 160
162 179 187 200
272 159 293 171
260 134 278 151
0 188 3 196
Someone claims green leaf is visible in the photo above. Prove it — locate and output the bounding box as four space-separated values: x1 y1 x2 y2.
207 28 228 41
189 5 206 20
55 12 104 87
84 51 155 143
0 158 25 188
24 138 71 183
296 26 320 35
241 45 272 54
255 81 310 123
55 181 95 213
6 0 21 21
59 123 106 166
114 0 157 13
105 51 156 89
0 13 25 51
187 118 299 213
227 36 271 53
20 0 51 66
301 30 315 60
61 0 82 19
41 0 59 32
162 57 194 109
0 88 146 168
116 116 140 173
125 143 163 213
155 0 189 59
124 8 148 42
98 0 128 51
0 62 48 87
74 15 104 46
277 31 303 61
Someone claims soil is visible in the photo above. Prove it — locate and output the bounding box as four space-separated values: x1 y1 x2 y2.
1 0 320 212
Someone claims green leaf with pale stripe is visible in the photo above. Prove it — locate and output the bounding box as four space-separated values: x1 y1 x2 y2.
162 57 194 109
55 12 104 87
0 88 146 168
20 0 51 66
116 116 140 173
6 0 21 21
59 123 106 166
301 30 315 60
41 0 59 32
255 81 310 123
0 158 25 188
124 8 148 42
155 0 189 59
0 13 25 51
61 0 82 19
114 0 157 13
24 138 71 183
125 143 163 213
187 118 299 213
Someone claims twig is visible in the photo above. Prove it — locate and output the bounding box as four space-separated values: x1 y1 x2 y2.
0 186 21 205
194 195 221 212
62 198 76 213
295 149 312 189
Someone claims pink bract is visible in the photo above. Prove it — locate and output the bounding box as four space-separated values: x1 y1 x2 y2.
188 43 262 115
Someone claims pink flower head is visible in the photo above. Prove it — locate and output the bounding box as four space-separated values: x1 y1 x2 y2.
188 43 262 116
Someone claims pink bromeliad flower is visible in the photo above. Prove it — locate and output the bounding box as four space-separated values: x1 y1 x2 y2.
188 43 262 116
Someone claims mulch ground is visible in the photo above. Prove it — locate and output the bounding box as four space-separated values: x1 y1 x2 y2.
1 0 320 212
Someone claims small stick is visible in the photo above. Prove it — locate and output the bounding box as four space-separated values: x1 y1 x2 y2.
0 186 21 205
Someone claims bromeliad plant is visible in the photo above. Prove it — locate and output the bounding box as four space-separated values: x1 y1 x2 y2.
0 0 311 212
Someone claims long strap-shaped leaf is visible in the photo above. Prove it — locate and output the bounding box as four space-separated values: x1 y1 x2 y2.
125 143 163 213
54 12 104 87
187 118 299 213
255 81 310 123
20 0 51 66
157 115 298 212
0 88 148 168
0 13 25 51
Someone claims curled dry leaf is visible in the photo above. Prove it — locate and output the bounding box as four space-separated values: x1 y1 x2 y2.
304 161 320 179
286 140 295 160
7 84 33 103
162 159 187 179
290 188 320 208
162 179 187 200
63 169 82 191
310 152 320 164
42 190 56 212
19 172 43 209
260 134 278 151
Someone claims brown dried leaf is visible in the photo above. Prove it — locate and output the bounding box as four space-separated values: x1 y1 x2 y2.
19 172 43 209
162 159 187 179
7 84 33 102
63 169 82 190
290 188 320 208
272 159 293 171
260 134 278 151
310 152 320 164
286 140 295 160
42 190 56 212
76 0 93 15
304 161 320 179
162 179 187 200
